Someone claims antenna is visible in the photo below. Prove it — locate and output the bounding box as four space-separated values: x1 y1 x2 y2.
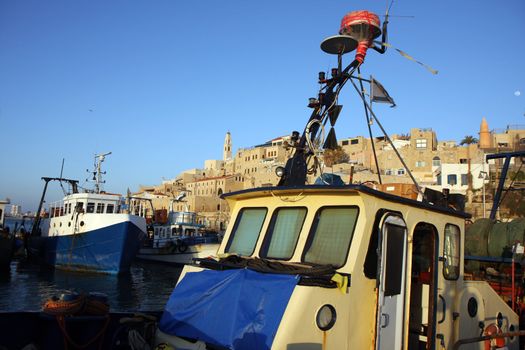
59 158 67 195
88 152 112 193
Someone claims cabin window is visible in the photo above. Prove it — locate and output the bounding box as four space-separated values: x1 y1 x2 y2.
96 203 105 214
225 208 267 256
443 224 460 280
75 202 84 213
260 207 307 260
302 206 359 267
86 202 95 213
106 204 115 214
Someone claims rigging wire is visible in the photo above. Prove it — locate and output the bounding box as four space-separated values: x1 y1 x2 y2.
348 75 424 198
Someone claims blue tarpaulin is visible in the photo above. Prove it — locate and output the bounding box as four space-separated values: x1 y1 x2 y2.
159 268 299 350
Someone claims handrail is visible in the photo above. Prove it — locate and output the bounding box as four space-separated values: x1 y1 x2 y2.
452 330 525 350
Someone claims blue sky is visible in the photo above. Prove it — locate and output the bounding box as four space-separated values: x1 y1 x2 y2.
1 0 524 211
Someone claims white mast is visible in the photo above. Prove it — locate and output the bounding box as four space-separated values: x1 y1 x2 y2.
91 152 112 193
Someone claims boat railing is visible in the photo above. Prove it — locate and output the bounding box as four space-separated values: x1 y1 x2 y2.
143 234 219 248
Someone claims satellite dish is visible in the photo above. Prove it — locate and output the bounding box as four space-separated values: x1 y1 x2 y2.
320 35 358 55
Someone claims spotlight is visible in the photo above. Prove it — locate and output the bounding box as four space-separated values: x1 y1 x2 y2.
275 166 285 178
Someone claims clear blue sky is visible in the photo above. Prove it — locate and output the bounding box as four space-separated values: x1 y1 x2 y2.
1 0 524 211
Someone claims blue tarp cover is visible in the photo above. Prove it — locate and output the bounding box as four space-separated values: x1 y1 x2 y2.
159 268 299 350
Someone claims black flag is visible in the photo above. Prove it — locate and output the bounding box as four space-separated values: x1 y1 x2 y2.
370 76 396 107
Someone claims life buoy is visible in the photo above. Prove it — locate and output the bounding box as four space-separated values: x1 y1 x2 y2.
177 240 188 253
484 323 505 350
43 294 85 316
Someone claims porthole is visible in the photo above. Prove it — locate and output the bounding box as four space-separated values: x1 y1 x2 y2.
316 304 337 331
68 222 71 227
467 297 477 317
59 222 62 227
80 221 85 227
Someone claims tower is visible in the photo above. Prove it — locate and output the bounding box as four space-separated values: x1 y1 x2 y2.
223 131 232 161
479 117 491 149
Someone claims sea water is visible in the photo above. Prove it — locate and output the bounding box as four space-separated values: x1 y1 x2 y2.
1 218 182 312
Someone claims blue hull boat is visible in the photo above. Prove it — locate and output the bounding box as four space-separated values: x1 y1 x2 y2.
29 220 145 274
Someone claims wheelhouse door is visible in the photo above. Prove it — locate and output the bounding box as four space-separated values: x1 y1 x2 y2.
376 214 408 350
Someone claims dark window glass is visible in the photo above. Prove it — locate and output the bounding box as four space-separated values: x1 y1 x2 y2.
106 204 114 214
96 203 104 214
384 223 405 296
86 202 95 213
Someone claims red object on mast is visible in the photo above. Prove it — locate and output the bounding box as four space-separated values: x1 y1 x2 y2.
339 11 381 63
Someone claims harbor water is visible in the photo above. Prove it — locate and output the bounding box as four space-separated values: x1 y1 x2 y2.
0 260 182 312
1 218 183 313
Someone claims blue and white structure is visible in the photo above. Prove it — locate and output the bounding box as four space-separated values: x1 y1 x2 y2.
136 197 220 265
28 153 147 274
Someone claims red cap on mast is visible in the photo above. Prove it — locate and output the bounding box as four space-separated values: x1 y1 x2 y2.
339 11 381 63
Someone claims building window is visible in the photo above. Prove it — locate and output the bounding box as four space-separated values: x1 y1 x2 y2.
385 169 393 175
302 206 359 268
461 174 468 186
342 140 349 146
443 224 460 280
447 174 457 185
459 159 467 164
397 168 405 175
432 156 441 167
437 174 442 185
416 139 427 149
350 139 359 145
415 161 426 168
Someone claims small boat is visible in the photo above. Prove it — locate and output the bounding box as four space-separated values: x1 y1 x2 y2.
27 153 148 274
136 198 220 265
0 198 14 271
152 9 525 350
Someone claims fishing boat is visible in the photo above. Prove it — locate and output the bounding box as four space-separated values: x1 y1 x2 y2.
0 198 14 271
136 195 220 265
153 9 525 350
27 153 148 274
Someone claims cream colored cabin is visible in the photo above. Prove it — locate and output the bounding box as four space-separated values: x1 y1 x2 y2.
161 185 518 350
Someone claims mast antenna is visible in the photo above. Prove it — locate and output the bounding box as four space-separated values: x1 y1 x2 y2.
88 152 112 193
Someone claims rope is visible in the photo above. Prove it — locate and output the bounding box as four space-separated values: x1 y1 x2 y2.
56 314 110 350
128 329 151 350
373 41 438 74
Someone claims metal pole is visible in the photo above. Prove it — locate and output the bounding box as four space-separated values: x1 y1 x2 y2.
482 179 486 218
357 67 382 184
349 78 423 197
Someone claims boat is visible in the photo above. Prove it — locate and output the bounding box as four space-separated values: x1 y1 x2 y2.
136 196 220 265
152 10 525 350
0 198 14 271
26 153 148 274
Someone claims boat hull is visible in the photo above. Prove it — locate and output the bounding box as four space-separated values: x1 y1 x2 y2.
136 243 220 265
0 236 14 271
28 221 145 274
